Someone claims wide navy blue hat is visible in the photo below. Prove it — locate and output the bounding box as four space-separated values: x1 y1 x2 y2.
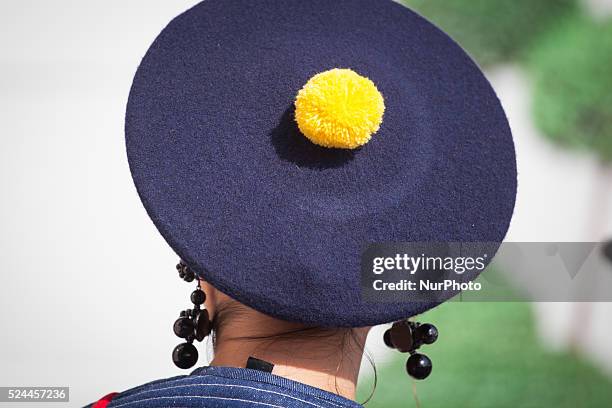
126 0 516 327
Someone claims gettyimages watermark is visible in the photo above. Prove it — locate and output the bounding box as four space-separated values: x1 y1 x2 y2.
361 242 612 303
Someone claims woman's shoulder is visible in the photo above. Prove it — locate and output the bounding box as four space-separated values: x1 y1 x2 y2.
85 366 362 408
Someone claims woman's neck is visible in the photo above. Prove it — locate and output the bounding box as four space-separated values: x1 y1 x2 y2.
209 311 369 400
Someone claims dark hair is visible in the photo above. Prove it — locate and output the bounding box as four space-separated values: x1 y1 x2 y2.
210 300 377 404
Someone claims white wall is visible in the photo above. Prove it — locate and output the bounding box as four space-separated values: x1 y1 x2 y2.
0 2 202 406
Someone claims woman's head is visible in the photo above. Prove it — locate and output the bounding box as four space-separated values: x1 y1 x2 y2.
201 279 370 351
200 280 372 397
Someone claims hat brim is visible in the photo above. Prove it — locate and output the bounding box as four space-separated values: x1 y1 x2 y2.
126 0 516 327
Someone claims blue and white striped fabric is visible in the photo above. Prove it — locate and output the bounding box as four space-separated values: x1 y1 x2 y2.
85 366 362 408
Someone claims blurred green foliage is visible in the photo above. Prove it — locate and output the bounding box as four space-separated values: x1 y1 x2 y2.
353 4 612 405
357 302 612 407
529 16 612 163
403 0 577 66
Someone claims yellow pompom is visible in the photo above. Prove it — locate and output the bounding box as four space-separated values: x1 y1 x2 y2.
294 68 385 149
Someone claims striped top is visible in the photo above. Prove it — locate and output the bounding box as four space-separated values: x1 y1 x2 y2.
85 366 363 408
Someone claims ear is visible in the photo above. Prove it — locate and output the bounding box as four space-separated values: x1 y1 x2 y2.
200 280 218 320
199 281 235 321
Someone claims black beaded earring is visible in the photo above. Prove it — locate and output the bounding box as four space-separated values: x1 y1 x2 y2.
172 260 212 369
383 320 438 380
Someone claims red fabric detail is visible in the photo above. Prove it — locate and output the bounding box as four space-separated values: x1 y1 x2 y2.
92 392 118 408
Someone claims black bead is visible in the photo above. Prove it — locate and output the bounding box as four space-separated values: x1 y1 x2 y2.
172 342 198 369
194 309 211 342
415 323 438 345
173 317 194 339
389 321 414 352
183 270 195 282
191 289 206 305
406 353 432 380
383 329 394 349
